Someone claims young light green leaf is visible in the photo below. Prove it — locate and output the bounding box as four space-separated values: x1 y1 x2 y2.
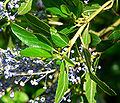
64 57 75 66
10 22 53 51
83 48 117 96
90 33 101 47
82 24 91 48
20 47 52 58
32 88 46 98
50 28 69 47
25 13 50 35
60 5 71 15
84 73 96 103
55 62 68 103
47 7 68 18
108 30 120 42
18 0 33 15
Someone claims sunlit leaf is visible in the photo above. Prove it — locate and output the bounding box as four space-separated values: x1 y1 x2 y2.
84 73 96 103
64 56 75 66
82 24 91 48
50 27 69 47
10 22 53 51
18 0 33 15
55 62 68 103
20 47 52 58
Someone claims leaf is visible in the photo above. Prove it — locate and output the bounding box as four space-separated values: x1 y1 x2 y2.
96 40 114 52
90 33 101 47
59 26 77 35
83 4 100 15
108 30 120 42
82 24 91 48
64 0 83 19
25 13 50 35
55 62 68 103
50 27 69 47
60 4 71 15
20 47 52 58
18 0 33 15
64 56 75 66
14 91 29 102
32 88 45 98
83 48 117 96
35 34 53 47
84 73 96 103
10 22 53 51
47 7 68 18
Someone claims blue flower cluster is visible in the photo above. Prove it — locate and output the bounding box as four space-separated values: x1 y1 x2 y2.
0 46 57 98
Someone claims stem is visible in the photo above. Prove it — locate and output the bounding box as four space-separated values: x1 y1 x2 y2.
3 0 10 9
87 0 113 22
11 69 56 76
99 19 120 37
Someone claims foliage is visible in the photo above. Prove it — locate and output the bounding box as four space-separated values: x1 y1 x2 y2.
0 0 120 103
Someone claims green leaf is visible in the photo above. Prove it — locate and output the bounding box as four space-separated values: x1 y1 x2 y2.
64 0 83 19
90 33 101 47
64 57 75 66
84 73 96 103
108 30 120 42
32 88 45 98
59 26 77 35
18 0 33 15
83 4 100 15
83 48 117 96
60 4 71 15
35 34 53 47
20 47 52 58
25 13 50 35
14 91 29 102
55 62 68 103
47 7 68 18
96 40 114 52
10 22 53 51
50 27 69 47
82 24 91 48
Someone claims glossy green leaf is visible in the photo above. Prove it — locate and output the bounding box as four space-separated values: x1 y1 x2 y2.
47 7 68 18
108 30 120 42
96 40 114 52
90 33 101 47
83 48 117 96
32 88 45 98
20 47 52 58
64 57 75 66
14 91 29 102
35 34 53 47
55 62 68 103
18 0 33 15
84 73 96 103
82 24 91 48
59 26 77 35
25 13 50 35
10 22 53 51
60 5 70 15
50 28 69 47
83 4 100 15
